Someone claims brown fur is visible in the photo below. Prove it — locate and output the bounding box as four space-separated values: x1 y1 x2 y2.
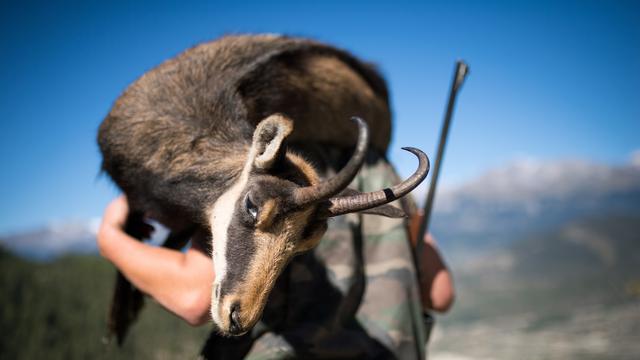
99 34 390 227
98 34 394 340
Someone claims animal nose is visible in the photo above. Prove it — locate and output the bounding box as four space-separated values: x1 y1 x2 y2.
228 302 244 335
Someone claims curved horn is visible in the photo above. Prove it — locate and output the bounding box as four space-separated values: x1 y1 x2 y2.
325 147 430 217
292 117 369 206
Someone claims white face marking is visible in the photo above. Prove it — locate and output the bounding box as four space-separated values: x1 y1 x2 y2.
208 148 255 326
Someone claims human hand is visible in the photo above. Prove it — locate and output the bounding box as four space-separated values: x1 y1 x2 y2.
97 196 130 256
100 195 130 232
418 232 455 313
97 196 153 256
424 232 437 246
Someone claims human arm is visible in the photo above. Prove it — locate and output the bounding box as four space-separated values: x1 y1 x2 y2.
417 233 455 313
97 196 214 326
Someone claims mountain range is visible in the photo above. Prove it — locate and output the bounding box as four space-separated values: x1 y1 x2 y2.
0 219 100 260
431 153 640 254
2 153 639 261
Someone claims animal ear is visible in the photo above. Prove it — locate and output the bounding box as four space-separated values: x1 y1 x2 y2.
252 114 294 170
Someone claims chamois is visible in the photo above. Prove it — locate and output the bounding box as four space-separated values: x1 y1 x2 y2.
98 34 429 342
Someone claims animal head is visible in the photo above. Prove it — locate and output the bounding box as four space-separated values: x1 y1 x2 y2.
208 114 429 336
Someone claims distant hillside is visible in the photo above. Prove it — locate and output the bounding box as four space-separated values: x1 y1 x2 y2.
0 248 210 359
511 214 640 282
430 214 640 359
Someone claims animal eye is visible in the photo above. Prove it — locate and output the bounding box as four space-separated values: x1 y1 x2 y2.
245 194 258 220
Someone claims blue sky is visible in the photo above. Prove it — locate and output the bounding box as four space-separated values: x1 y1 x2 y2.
0 0 638 233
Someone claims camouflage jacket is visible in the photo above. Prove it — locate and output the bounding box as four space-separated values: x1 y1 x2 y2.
201 148 426 359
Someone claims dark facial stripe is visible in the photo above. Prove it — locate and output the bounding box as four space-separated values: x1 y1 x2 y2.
219 196 257 298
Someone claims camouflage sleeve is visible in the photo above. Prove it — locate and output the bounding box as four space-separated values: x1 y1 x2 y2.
354 155 427 359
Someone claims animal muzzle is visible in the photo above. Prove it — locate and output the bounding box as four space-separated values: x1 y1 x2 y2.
220 300 245 336
213 288 272 336
212 253 287 336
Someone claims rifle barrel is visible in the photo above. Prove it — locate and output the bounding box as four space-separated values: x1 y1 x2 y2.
417 61 469 247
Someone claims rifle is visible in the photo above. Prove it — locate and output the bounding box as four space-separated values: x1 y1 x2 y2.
410 60 469 248
409 60 469 343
